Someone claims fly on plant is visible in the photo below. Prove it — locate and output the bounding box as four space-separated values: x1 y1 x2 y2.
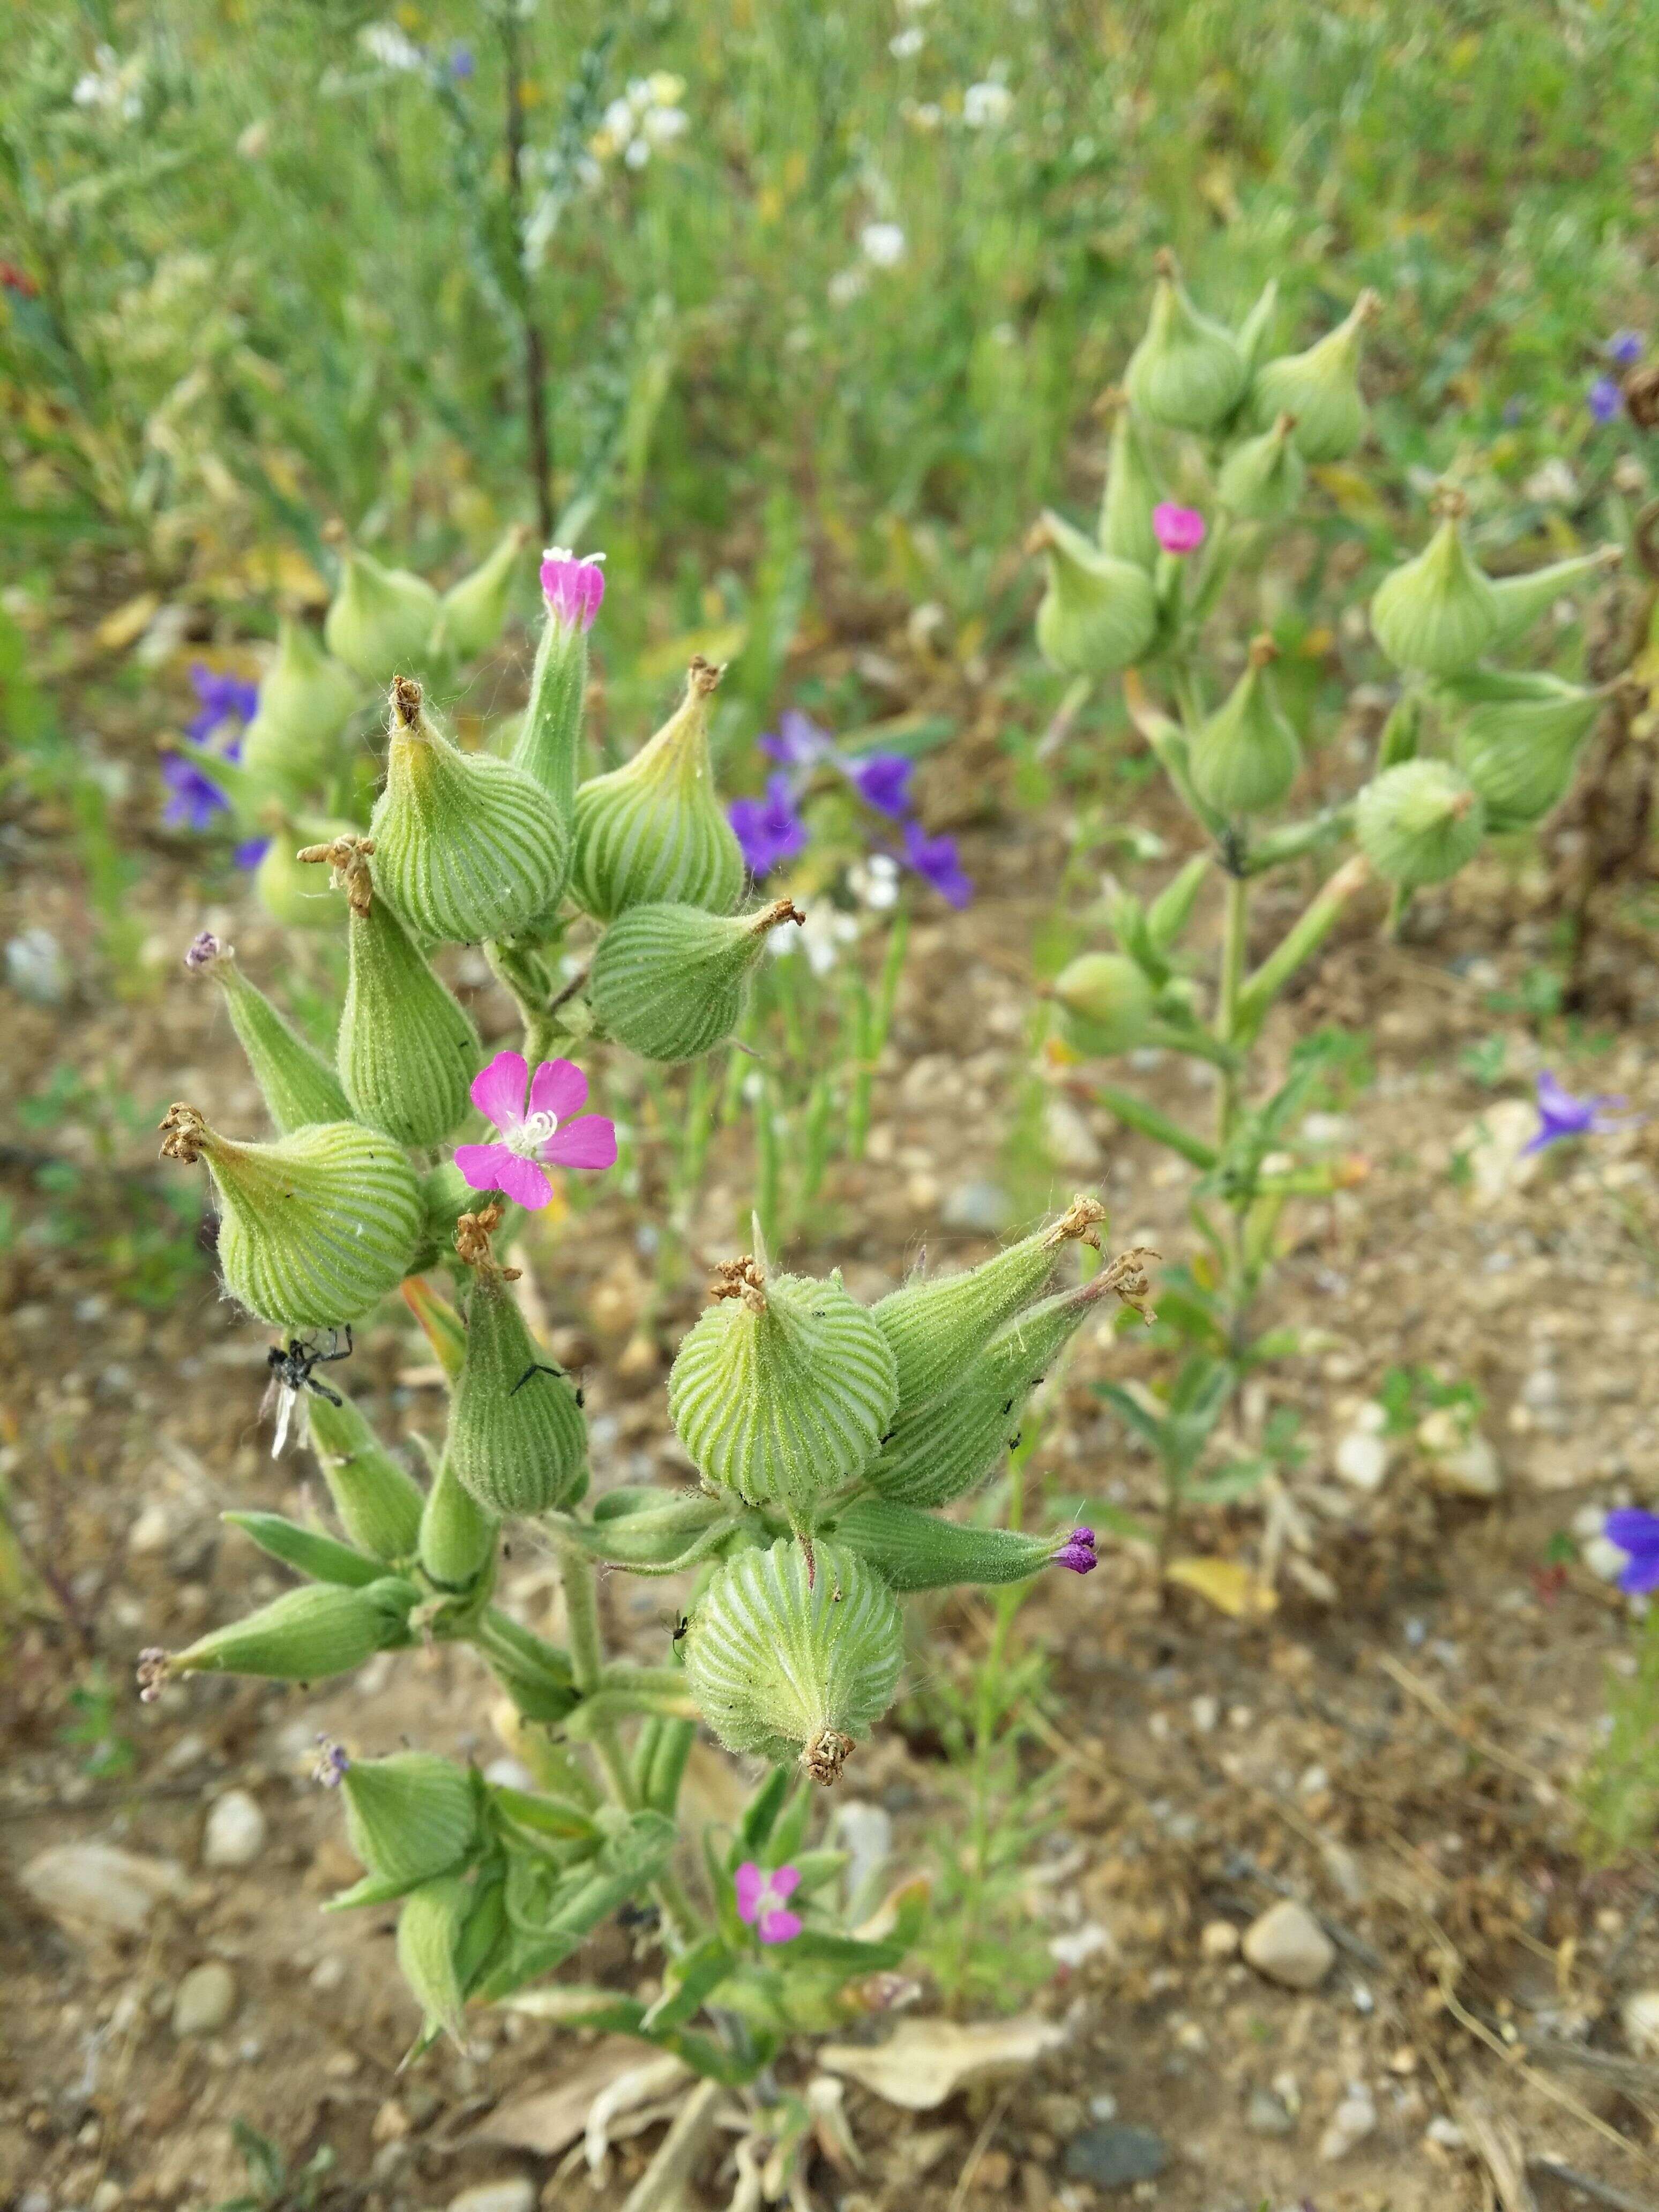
262 1325 354 1456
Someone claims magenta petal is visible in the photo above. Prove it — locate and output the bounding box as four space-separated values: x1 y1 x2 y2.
470 1049 527 1132
758 1908 802 1945
767 1864 801 1902
734 1861 765 1923
453 1141 518 1193
542 1114 618 1171
529 1056 588 1123
493 1153 555 1210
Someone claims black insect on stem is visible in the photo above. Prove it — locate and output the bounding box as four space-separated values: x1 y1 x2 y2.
266 1325 354 1409
510 1361 573 1398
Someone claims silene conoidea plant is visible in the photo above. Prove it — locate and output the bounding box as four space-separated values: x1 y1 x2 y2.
140 543 1155 2207
1029 252 1623 1571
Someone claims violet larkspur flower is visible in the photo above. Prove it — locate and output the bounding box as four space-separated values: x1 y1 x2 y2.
160 748 235 832
735 1860 802 1945
1603 1509 1659 1596
759 708 837 771
449 43 474 79
1588 377 1624 425
1052 1527 1097 1575
454 1049 618 1209
1153 503 1206 556
234 836 272 869
729 773 809 878
540 546 606 633
312 1734 352 1787
849 751 914 819
900 819 973 908
185 663 259 745
1608 331 1645 369
1523 1069 1636 1155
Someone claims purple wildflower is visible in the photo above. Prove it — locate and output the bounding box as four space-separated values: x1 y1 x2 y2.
1501 397 1526 427
1153 503 1206 556
1052 1527 1097 1575
540 547 606 633
729 773 809 878
185 663 259 745
454 1050 618 1210
1608 332 1644 369
312 1735 351 1787
184 931 223 972
1588 377 1624 425
735 1860 802 1945
759 708 836 771
449 43 475 79
160 749 235 832
1603 1509 1659 1597
234 836 272 869
1523 1069 1636 1154
900 819 973 909
849 752 914 819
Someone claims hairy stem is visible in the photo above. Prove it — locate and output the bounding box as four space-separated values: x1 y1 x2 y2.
1215 870 1250 1146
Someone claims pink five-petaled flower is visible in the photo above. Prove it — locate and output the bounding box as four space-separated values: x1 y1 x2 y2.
1153 503 1207 556
540 546 606 633
454 1050 618 1210
735 1860 802 1945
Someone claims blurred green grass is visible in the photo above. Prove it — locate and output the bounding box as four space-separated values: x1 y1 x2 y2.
3 0 1654 660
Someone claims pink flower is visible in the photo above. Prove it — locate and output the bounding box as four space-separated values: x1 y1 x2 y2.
453 1050 617 1209
1153 503 1206 556
734 1859 802 1945
540 546 606 633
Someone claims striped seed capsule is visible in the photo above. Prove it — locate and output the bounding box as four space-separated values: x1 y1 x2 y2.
446 1206 586 1518
589 898 803 1062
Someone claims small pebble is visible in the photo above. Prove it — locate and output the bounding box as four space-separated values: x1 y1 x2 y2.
446 2183 536 2212
203 1789 267 1869
1241 1900 1335 1990
1062 2124 1168 2191
1200 1920 1239 1961
1246 2088 1295 2137
1621 1989 1659 2057
1319 2085 1377 2161
942 1180 1014 1234
1425 2115 1466 2150
172 1960 237 2038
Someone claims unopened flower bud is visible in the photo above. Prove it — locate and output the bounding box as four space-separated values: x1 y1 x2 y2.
471 1607 579 1723
1125 252 1249 432
1190 634 1302 817
159 1104 423 1328
419 1449 498 1588
1249 290 1379 461
240 618 360 789
339 1751 480 1893
589 897 804 1062
158 1575 417 1686
368 678 570 944
511 548 606 818
222 1509 384 1586
436 524 529 663
253 816 356 931
1030 511 1157 677
323 534 442 684
447 1209 586 1516
395 1872 470 2046
1216 412 1306 523
683 1538 903 1783
1356 759 1485 887
1370 499 1500 677
1051 952 1159 1056
669 1239 898 1528
305 1387 426 1561
1489 545 1621 649
185 933 352 1134
1446 669 1605 828
302 836 481 1146
1097 398 1162 572
833 1497 1098 1589
571 658 743 920
873 1194 1107 1416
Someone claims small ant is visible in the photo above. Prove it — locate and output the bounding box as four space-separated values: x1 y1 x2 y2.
510 1361 584 1407
263 1326 353 1455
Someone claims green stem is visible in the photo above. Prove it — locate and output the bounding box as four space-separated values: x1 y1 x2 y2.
1087 1082 1218 1170
1215 870 1249 1146
1232 853 1372 1042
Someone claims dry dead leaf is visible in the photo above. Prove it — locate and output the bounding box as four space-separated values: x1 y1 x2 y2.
94 593 161 653
817 2013 1068 2111
1164 1555 1279 1620
471 2037 689 2158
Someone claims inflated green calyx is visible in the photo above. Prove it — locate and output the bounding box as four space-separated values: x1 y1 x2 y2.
589 898 804 1062
1355 758 1485 887
447 1204 587 1518
1189 634 1302 817
437 524 528 663
185 933 350 1135
1124 251 1249 432
1446 670 1606 828
1097 394 1162 571
240 618 360 790
1031 510 1158 676
571 656 744 920
1216 411 1306 524
323 532 442 685
305 1386 427 1561
1249 289 1379 462
1370 493 1500 677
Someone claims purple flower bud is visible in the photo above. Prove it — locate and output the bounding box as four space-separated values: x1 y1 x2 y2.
540 547 606 633
160 750 234 833
1608 331 1644 369
312 1734 352 1787
729 773 809 878
184 931 223 972
900 819 973 908
1588 377 1624 425
849 752 914 819
1052 1527 1097 1575
759 709 836 770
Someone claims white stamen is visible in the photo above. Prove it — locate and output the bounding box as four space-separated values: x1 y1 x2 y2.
505 1110 559 1160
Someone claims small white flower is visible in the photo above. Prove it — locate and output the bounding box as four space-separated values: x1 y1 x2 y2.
902 99 943 131
645 71 685 107
963 80 1013 129
73 44 145 119
360 21 425 73
602 96 637 140
624 137 651 169
849 854 901 911
802 900 860 975
890 27 926 56
860 222 907 270
640 103 687 147
1525 458 1578 506
828 266 869 308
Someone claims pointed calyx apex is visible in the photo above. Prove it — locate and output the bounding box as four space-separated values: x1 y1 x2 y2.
1430 484 1469 521
1099 1244 1159 1324
804 1727 855 1785
391 674 424 727
1153 246 1179 279
1247 633 1281 670
708 1253 767 1312
159 1103 210 1163
1043 1194 1109 1250
1354 287 1382 325
455 1202 519 1277
686 654 723 698
297 833 376 915
1023 517 1055 557
751 898 806 937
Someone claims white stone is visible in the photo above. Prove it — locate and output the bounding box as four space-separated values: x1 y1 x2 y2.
1200 1920 1239 1960
1621 1989 1659 2057
1335 1428 1391 1493
1418 1413 1503 1500
447 2183 535 2212
1454 1099 1543 1205
1425 2114 1466 2150
203 1790 267 1869
20 1843 188 1940
172 1960 237 2037
1242 1900 1335 1990
1319 2086 1377 2161
1043 1096 1103 1172
128 1501 173 1555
